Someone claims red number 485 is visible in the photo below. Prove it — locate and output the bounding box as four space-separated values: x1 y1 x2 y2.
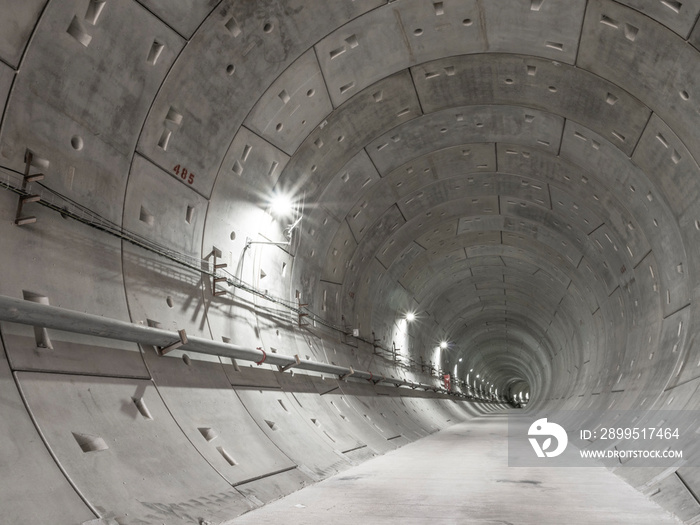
173 165 195 185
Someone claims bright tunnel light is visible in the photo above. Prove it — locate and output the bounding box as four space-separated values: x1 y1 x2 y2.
269 192 294 218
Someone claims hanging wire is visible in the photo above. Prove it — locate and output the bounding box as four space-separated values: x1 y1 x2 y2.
0 166 434 375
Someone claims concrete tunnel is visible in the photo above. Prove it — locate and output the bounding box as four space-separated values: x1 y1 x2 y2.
1 0 700 523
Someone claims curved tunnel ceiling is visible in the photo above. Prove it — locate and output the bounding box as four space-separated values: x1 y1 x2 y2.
189 0 698 410
4 0 700 522
1 0 699 425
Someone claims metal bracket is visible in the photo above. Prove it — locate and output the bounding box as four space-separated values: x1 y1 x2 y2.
278 354 301 373
15 152 44 226
298 300 309 327
212 251 228 297
339 366 355 381
371 331 382 355
158 329 188 356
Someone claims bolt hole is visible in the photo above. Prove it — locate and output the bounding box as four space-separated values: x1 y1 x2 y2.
276 123 283 132
183 354 191 366
71 136 83 150
166 296 174 308
414 28 423 35
548 86 557 93
505 78 513 84
230 231 236 240
307 89 315 97
263 22 273 33
226 64 235 75
463 18 472 25
681 90 690 100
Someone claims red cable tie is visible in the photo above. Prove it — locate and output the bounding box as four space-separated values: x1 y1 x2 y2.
367 371 373 383
256 347 267 365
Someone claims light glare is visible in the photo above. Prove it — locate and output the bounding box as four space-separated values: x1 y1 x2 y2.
269 192 294 217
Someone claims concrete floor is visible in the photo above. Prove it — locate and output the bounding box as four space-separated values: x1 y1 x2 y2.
229 414 680 525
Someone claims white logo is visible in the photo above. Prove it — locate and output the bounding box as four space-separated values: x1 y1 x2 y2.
528 418 568 458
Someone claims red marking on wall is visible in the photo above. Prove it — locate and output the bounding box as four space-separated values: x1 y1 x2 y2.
173 165 195 185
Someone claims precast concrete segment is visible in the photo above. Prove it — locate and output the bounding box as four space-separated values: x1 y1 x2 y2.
410 54 652 156
16 371 256 523
1 0 185 221
139 349 303 487
0 342 95 524
0 0 47 68
136 0 387 195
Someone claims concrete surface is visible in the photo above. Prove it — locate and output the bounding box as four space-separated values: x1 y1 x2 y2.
228 414 680 525
1 0 700 523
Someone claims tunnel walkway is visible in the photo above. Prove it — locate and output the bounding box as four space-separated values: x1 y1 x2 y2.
228 414 679 525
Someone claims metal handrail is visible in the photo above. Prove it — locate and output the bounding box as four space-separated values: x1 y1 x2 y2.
0 294 464 395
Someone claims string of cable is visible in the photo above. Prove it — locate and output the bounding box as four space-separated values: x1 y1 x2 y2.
1 166 426 367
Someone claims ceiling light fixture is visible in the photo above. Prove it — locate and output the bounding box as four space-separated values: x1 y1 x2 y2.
248 190 304 250
269 192 294 218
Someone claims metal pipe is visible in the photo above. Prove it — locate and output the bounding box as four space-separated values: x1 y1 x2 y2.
0 295 452 394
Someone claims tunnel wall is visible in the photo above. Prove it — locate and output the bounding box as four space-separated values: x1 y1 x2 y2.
1 0 700 523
